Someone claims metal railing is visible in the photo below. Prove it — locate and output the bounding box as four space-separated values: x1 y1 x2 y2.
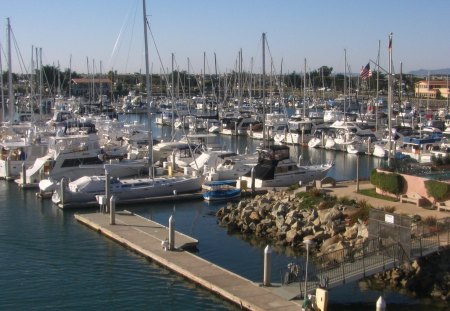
279 223 449 297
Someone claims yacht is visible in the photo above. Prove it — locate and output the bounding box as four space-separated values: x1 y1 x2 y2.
220 114 259 136
18 122 147 187
240 145 333 188
52 174 203 208
0 129 47 179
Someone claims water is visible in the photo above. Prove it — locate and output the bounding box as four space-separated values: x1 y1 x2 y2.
0 114 447 310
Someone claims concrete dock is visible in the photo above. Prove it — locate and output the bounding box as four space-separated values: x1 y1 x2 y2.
75 211 301 311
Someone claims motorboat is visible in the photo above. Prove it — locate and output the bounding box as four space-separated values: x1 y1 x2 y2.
52 174 204 207
240 145 333 188
202 180 241 201
18 122 147 187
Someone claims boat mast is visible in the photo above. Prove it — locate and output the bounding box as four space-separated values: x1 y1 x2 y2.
262 33 266 146
387 33 393 163
343 49 347 118
69 54 72 98
143 0 153 179
30 45 35 118
0 40 4 122
7 18 14 123
303 58 306 118
376 40 380 132
39 48 43 117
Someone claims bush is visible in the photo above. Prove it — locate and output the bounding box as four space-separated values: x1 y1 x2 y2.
370 170 404 195
425 179 450 202
348 204 371 224
383 206 396 213
296 189 337 210
370 169 379 187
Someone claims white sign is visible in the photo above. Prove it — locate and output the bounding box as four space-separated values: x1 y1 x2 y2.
385 214 394 224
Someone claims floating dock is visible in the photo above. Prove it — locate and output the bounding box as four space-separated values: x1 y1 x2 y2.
75 211 300 311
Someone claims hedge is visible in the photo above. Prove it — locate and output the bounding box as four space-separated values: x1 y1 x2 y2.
425 180 450 202
370 169 404 195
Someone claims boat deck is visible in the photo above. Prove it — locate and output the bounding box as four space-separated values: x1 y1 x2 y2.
75 211 301 311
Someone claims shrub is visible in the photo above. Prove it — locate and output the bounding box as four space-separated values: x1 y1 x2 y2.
370 169 379 187
370 170 404 195
296 189 337 210
383 206 396 213
424 179 450 202
423 216 437 226
348 204 371 224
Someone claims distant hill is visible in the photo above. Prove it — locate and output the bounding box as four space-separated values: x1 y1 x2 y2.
409 68 450 76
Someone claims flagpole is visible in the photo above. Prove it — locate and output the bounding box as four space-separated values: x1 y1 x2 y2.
388 33 393 165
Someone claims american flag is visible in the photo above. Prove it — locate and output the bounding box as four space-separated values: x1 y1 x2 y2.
360 63 372 80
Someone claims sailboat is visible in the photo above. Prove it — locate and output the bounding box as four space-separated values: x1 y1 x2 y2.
240 34 334 188
52 0 203 208
0 19 48 179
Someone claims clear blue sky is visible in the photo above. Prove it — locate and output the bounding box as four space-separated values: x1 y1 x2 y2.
2 0 450 75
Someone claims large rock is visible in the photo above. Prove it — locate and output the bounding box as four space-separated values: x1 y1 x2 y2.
249 211 260 222
275 215 285 229
286 228 300 244
318 207 344 224
320 235 341 253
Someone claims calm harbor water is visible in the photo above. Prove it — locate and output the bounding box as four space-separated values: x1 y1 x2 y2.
0 114 448 310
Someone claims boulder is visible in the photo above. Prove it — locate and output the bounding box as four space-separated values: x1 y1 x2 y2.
318 207 344 224
320 235 341 253
249 211 260 222
286 228 300 244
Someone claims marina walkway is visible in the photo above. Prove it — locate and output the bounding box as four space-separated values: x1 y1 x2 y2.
75 211 301 311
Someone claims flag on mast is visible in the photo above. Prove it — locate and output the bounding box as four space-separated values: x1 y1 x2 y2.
360 63 372 80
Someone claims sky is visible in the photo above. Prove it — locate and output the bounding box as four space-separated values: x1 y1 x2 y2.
2 0 450 76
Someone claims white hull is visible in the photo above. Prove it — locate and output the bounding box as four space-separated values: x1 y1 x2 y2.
52 175 204 207
241 164 332 188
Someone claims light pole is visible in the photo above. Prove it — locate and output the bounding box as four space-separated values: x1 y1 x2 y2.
304 238 313 300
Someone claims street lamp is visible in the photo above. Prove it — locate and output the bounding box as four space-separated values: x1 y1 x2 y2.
304 238 313 301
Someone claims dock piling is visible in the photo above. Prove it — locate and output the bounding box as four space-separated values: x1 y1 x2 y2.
60 178 66 206
21 162 26 186
251 167 255 194
110 195 116 225
169 215 175 251
263 245 272 286
5 157 10 179
376 296 386 311
105 172 111 213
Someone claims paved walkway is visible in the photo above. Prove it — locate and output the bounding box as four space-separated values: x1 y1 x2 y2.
320 180 450 220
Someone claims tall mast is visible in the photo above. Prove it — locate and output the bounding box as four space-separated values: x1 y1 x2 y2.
7 18 14 122
30 45 35 117
376 40 380 132
387 33 393 162
143 0 151 107
399 62 403 103
143 0 153 178
0 40 4 121
171 53 175 138
344 49 347 117
303 58 306 118
187 58 191 101
262 33 266 145
39 48 43 117
69 54 72 98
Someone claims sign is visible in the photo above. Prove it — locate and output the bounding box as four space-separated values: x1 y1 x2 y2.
385 214 394 224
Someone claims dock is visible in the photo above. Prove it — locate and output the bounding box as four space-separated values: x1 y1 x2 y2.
59 192 204 209
75 211 301 311
56 189 267 209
